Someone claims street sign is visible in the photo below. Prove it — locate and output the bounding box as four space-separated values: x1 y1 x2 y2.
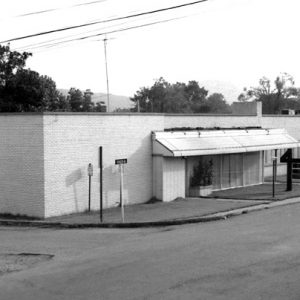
280 149 297 191
87 163 93 212
115 158 127 165
87 163 93 176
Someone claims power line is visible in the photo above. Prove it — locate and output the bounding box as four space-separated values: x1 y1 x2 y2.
14 11 159 52
8 0 108 18
17 16 186 52
1 0 208 43
14 18 137 52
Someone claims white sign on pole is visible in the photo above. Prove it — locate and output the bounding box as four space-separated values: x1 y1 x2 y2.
88 163 93 176
115 158 127 222
119 164 124 222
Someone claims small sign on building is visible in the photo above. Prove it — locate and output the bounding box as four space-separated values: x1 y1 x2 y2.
87 163 93 176
115 158 127 223
115 159 127 165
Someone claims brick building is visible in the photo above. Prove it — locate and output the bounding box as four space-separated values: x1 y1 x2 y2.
0 104 300 218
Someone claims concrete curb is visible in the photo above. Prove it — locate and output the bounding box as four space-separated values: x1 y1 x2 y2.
1 197 300 229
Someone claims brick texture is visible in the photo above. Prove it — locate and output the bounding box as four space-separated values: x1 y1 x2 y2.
43 114 164 217
0 115 44 218
1 113 300 218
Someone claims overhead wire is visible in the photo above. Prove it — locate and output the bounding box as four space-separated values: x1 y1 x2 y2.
0 0 208 43
21 16 187 52
6 0 108 19
14 17 142 52
14 8 164 52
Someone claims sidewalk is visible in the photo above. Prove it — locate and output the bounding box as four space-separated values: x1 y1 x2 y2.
2 196 300 228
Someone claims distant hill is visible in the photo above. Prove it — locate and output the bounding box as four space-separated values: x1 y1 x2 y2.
199 80 242 103
92 92 132 111
59 89 132 111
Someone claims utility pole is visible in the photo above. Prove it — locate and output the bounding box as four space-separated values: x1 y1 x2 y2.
103 37 110 112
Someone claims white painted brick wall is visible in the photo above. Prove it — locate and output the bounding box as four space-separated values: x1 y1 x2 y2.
162 157 185 202
261 116 300 140
1 112 300 218
43 114 165 217
0 115 44 218
164 115 261 129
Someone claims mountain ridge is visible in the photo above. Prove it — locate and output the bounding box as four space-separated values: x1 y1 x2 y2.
59 89 132 111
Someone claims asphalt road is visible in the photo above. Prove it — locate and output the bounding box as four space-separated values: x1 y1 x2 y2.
1 204 300 300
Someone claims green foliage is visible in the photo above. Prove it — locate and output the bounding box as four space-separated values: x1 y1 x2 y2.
130 77 231 114
238 73 300 114
0 44 67 112
0 67 65 112
68 88 84 111
205 93 232 114
0 44 32 87
67 88 107 112
0 44 105 112
190 158 213 187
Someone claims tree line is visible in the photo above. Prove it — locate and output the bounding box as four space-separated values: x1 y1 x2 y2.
130 77 231 114
0 44 105 112
238 73 300 114
2 44 300 114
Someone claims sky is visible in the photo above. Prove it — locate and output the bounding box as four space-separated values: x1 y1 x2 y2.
1 0 300 102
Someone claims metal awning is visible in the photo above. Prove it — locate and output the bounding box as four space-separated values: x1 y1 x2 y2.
152 129 300 157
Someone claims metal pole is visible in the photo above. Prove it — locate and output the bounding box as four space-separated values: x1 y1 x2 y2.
99 147 103 222
120 164 124 223
88 175 91 211
103 37 110 112
287 148 292 191
274 149 277 182
272 159 275 198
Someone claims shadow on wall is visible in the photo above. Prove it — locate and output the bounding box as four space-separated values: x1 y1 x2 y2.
100 164 120 208
125 135 153 205
62 133 154 212
93 134 152 209
65 168 83 212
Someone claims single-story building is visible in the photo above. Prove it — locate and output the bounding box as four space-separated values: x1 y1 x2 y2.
152 129 300 201
0 105 300 218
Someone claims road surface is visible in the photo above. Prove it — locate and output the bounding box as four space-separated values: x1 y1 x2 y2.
1 204 300 299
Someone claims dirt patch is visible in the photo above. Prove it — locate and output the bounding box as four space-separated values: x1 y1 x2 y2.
0 253 54 276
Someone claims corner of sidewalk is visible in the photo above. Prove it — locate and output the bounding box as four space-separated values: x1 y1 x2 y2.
1 197 300 229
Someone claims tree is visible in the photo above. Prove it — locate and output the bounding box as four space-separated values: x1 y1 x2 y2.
0 44 31 87
0 69 41 111
0 44 69 112
68 88 83 112
238 73 299 114
130 78 214 113
205 93 231 113
82 89 94 112
185 80 208 112
94 101 106 112
0 68 67 112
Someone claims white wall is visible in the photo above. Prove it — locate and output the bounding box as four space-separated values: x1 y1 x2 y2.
165 114 260 129
43 113 165 217
152 156 163 200
162 157 186 202
261 116 300 140
1 112 300 218
0 115 44 218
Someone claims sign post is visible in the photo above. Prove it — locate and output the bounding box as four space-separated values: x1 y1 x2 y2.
87 163 93 211
99 147 103 223
115 159 127 223
280 148 294 191
272 156 276 198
